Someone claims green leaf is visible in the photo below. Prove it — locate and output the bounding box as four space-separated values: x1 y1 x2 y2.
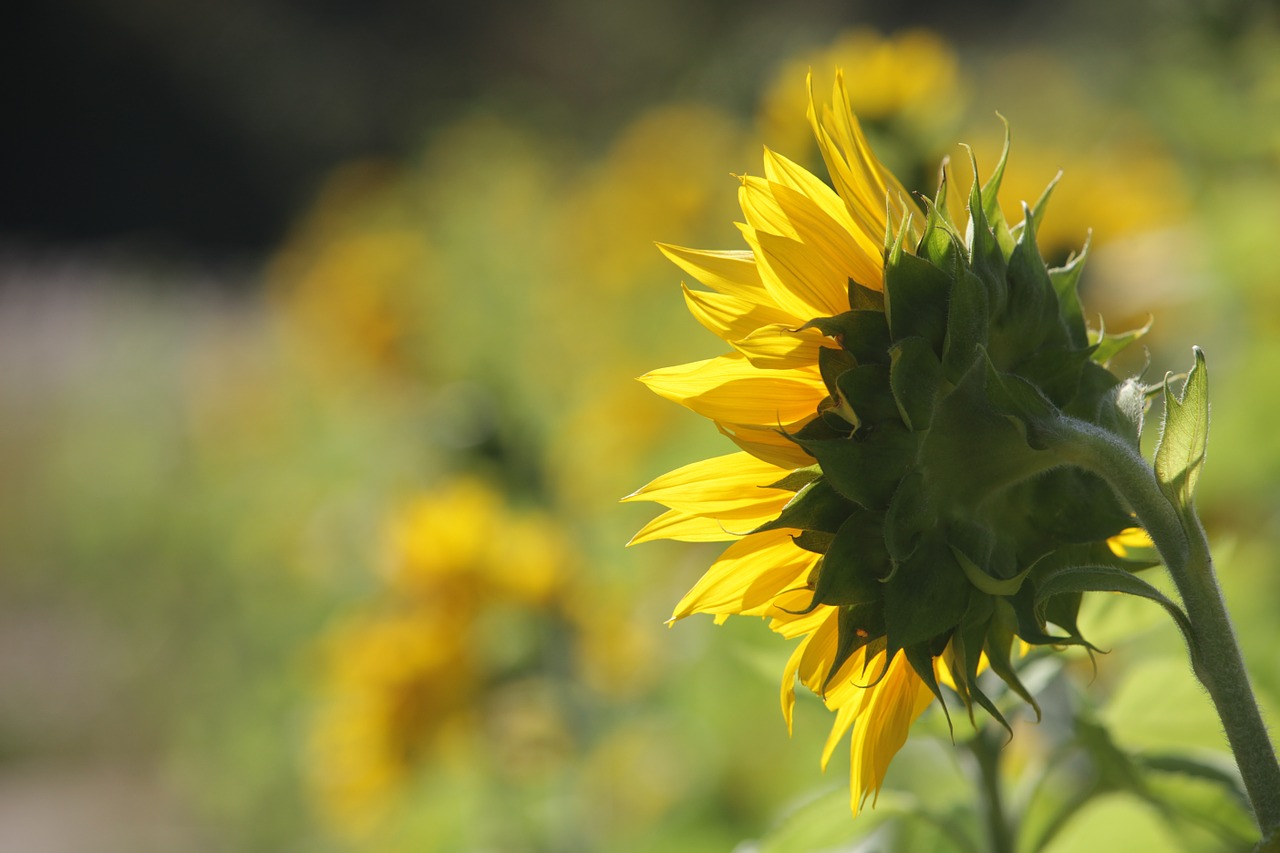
1034 564 1195 655
1153 347 1209 514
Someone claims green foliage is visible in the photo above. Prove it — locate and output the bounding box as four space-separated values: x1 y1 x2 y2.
1154 347 1210 517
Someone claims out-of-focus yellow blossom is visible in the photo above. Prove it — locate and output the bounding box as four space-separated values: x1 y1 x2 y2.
982 141 1189 261
758 29 963 157
268 162 435 381
308 478 575 836
308 611 474 835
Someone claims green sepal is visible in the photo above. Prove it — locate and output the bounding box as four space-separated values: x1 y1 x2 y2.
810 511 890 608
848 278 885 312
883 535 969 649
792 530 834 555
790 421 918 511
1011 345 1093 409
922 355 1058 506
884 471 930 563
818 345 857 400
985 599 1043 720
1153 347 1209 515
964 147 1009 311
752 478 855 535
999 203 1065 359
767 465 822 492
1026 169 1062 236
1047 239 1090 349
941 269 990 384
802 311 891 366
917 193 966 277
884 235 952 350
978 120 1016 258
1059 358 1121 422
1034 564 1196 657
902 641 954 738
947 593 1002 729
952 546 1035 597
889 337 943 431
1092 316 1153 366
835 364 900 427
822 603 886 694
981 351 1058 450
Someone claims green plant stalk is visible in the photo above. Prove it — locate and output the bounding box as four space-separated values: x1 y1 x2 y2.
1045 416 1280 837
968 724 1015 853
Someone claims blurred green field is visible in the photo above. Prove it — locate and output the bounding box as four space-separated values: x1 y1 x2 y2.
2 3 1279 850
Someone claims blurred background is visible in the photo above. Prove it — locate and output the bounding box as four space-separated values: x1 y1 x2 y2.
2 0 1279 850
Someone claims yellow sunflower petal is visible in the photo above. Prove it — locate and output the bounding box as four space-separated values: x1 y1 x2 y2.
733 322 831 369
670 529 816 621
627 503 788 545
681 283 796 346
1107 526 1155 558
781 634 811 734
848 650 936 815
623 451 792 513
717 421 817 469
639 353 824 425
738 174 802 242
753 228 852 319
761 154 884 288
656 243 770 302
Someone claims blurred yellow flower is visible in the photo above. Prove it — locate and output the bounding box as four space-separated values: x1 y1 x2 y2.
627 71 935 814
759 29 962 156
268 162 434 381
308 478 573 835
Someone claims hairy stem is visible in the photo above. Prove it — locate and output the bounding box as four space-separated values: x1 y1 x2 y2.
1046 416 1280 837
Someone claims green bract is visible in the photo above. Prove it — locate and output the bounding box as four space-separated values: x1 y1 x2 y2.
768 138 1156 729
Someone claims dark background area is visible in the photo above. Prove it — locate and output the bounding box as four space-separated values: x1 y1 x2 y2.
0 0 1087 260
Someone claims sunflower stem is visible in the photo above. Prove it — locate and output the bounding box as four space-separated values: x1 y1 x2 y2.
968 724 1015 853
1046 415 1280 839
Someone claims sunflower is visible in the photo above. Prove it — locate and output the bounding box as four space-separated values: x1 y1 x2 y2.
627 70 1150 813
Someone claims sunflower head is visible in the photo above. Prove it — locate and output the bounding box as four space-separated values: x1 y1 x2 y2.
773 138 1150 721
628 70 1153 812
